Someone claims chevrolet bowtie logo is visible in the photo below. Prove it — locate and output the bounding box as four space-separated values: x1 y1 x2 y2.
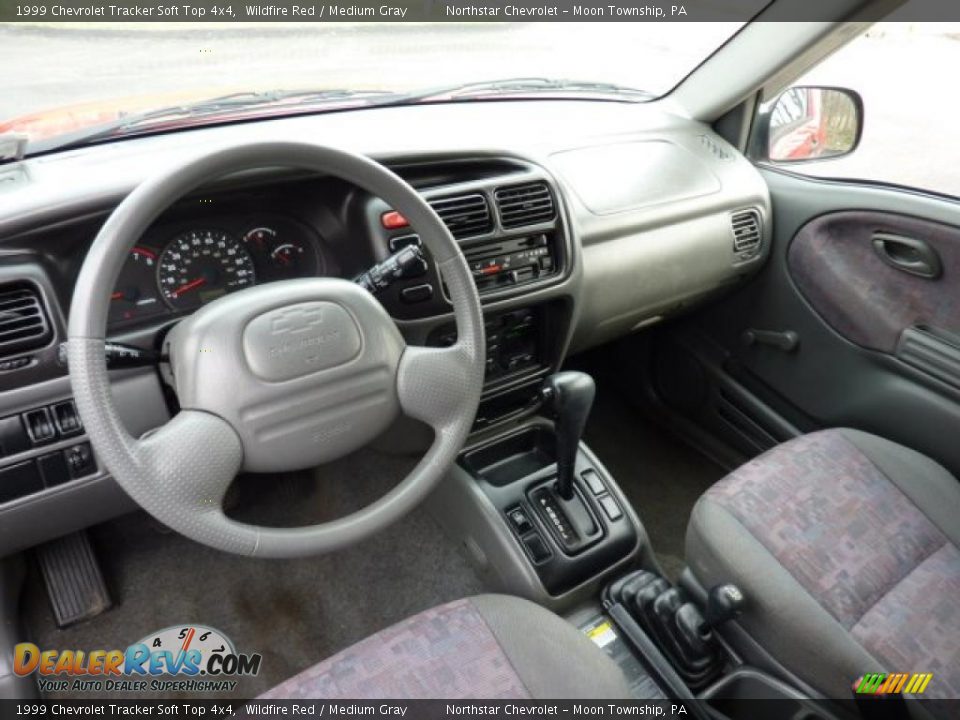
270 306 325 335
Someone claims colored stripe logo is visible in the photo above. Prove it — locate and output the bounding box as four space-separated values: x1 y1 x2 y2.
856 673 933 695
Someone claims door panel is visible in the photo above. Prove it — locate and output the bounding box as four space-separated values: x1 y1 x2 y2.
672 169 960 478
788 211 960 353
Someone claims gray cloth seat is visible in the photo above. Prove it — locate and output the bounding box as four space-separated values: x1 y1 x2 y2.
259 594 631 699
687 428 960 701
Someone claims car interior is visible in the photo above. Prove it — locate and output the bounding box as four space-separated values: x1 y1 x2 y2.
0 2 958 718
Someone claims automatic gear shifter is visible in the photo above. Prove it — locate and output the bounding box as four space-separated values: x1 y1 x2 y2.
530 372 603 554
541 371 596 500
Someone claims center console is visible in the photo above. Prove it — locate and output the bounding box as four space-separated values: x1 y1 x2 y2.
461 424 638 595
428 370 651 608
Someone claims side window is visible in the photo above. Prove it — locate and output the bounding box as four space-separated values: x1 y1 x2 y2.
756 23 960 199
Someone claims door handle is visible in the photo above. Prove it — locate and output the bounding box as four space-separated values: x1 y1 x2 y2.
741 329 799 352
873 233 942 279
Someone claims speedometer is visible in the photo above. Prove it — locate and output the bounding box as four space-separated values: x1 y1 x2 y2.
157 229 255 310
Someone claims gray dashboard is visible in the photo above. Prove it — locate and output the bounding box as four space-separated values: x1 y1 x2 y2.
0 98 770 555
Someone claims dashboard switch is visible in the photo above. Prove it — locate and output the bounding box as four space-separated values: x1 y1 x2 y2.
581 469 605 495
400 284 433 303
381 210 409 230
598 494 623 521
506 506 533 535
52 401 82 435
388 234 421 253
23 408 56 444
65 443 96 479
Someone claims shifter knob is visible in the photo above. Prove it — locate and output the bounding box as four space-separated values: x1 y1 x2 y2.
541 372 595 500
705 583 746 627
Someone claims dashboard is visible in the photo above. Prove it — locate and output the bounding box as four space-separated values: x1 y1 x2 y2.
0 97 771 556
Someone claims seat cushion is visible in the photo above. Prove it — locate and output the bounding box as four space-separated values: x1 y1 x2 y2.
687 429 960 700
258 594 631 700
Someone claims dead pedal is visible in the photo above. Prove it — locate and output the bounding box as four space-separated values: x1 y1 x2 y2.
35 530 111 628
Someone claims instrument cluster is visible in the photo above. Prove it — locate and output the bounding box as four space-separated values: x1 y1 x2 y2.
108 214 324 328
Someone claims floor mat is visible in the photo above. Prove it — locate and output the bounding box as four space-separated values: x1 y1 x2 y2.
583 385 725 580
21 449 486 700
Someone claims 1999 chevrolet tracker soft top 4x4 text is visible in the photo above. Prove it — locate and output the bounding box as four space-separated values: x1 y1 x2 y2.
0 1 958 718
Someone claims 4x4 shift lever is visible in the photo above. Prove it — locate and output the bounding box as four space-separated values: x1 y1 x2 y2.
541 371 595 500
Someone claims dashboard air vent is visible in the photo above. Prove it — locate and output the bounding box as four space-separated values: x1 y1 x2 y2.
731 210 762 253
0 284 52 356
494 182 556 229
428 193 493 239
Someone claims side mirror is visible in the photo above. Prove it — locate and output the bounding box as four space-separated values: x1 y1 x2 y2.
757 86 864 163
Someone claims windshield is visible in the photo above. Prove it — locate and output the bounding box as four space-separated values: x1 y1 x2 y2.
1 22 744 153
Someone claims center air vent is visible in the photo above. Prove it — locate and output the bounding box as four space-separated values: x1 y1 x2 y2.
0 284 52 356
428 193 493 239
494 182 556 229
731 210 762 253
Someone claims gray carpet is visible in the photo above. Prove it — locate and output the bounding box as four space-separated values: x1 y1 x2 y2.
582 384 725 581
22 449 486 700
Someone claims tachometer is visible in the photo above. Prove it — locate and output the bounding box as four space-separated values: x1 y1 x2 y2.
157 229 255 310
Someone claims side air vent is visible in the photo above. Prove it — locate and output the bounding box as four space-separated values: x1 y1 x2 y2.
0 284 52 356
428 193 493 239
494 182 556 229
731 210 762 253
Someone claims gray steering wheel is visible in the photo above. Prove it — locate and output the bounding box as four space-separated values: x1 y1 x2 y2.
68 142 485 558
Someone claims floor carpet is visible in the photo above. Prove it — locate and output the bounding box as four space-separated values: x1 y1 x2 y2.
21 449 486 700
21 365 722 699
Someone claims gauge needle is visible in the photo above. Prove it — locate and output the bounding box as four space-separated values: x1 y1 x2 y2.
110 292 123 300
172 278 206 297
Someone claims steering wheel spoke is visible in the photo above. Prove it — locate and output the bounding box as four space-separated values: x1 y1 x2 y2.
397 343 479 432
133 411 245 535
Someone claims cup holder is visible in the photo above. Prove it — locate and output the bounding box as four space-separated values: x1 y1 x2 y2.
460 427 557 486
702 669 833 720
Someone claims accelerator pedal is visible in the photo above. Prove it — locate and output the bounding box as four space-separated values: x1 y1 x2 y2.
35 530 111 627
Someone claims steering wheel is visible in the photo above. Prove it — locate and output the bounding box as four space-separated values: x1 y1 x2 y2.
68 142 485 558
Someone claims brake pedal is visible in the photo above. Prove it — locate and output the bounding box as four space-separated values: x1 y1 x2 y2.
35 530 111 627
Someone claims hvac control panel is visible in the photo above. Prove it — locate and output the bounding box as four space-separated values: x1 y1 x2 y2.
464 233 558 294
